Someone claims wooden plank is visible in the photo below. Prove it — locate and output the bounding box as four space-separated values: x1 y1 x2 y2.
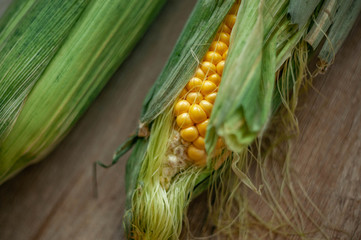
292 19 361 238
0 1 360 240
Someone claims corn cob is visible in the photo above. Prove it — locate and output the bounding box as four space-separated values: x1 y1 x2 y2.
110 0 360 239
0 0 166 183
171 5 239 166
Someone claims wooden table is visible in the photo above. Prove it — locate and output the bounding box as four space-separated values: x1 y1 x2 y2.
0 1 360 239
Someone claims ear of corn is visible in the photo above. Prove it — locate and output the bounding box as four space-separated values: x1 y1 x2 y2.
318 0 361 63
115 0 360 238
0 0 167 183
0 0 89 140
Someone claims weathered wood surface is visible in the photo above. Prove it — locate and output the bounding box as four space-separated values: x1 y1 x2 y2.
0 0 360 239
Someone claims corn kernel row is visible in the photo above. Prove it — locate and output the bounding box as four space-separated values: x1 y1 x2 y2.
173 6 239 166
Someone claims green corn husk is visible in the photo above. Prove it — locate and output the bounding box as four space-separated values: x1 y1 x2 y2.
0 0 89 139
111 0 359 239
0 0 167 183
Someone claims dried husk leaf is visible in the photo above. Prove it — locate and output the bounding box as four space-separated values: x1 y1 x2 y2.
318 0 361 63
305 0 339 50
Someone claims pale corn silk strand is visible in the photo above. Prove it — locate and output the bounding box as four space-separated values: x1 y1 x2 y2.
131 109 203 239
130 0 331 239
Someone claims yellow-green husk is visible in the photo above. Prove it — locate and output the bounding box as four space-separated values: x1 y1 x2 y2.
0 0 167 183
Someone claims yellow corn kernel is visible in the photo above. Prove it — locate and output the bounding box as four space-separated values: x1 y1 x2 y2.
199 100 213 117
189 104 207 123
186 77 203 91
208 73 221 85
186 92 203 104
176 113 193 128
174 100 190 116
216 60 225 76
222 49 228 60
218 23 231 34
209 41 228 55
205 92 217 104
187 145 207 165
201 61 216 76
204 51 222 65
180 126 199 142
200 80 217 95
225 14 237 28
172 2 238 167
195 67 205 80
196 119 209 138
193 136 205 149
215 32 230 46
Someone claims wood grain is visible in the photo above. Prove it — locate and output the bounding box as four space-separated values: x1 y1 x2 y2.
0 1 360 240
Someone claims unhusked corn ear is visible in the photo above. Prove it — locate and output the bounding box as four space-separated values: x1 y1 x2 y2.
0 0 89 140
0 0 166 183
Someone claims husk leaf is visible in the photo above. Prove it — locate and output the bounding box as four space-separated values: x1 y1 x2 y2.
288 0 321 28
207 0 277 153
0 0 166 183
0 0 89 140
